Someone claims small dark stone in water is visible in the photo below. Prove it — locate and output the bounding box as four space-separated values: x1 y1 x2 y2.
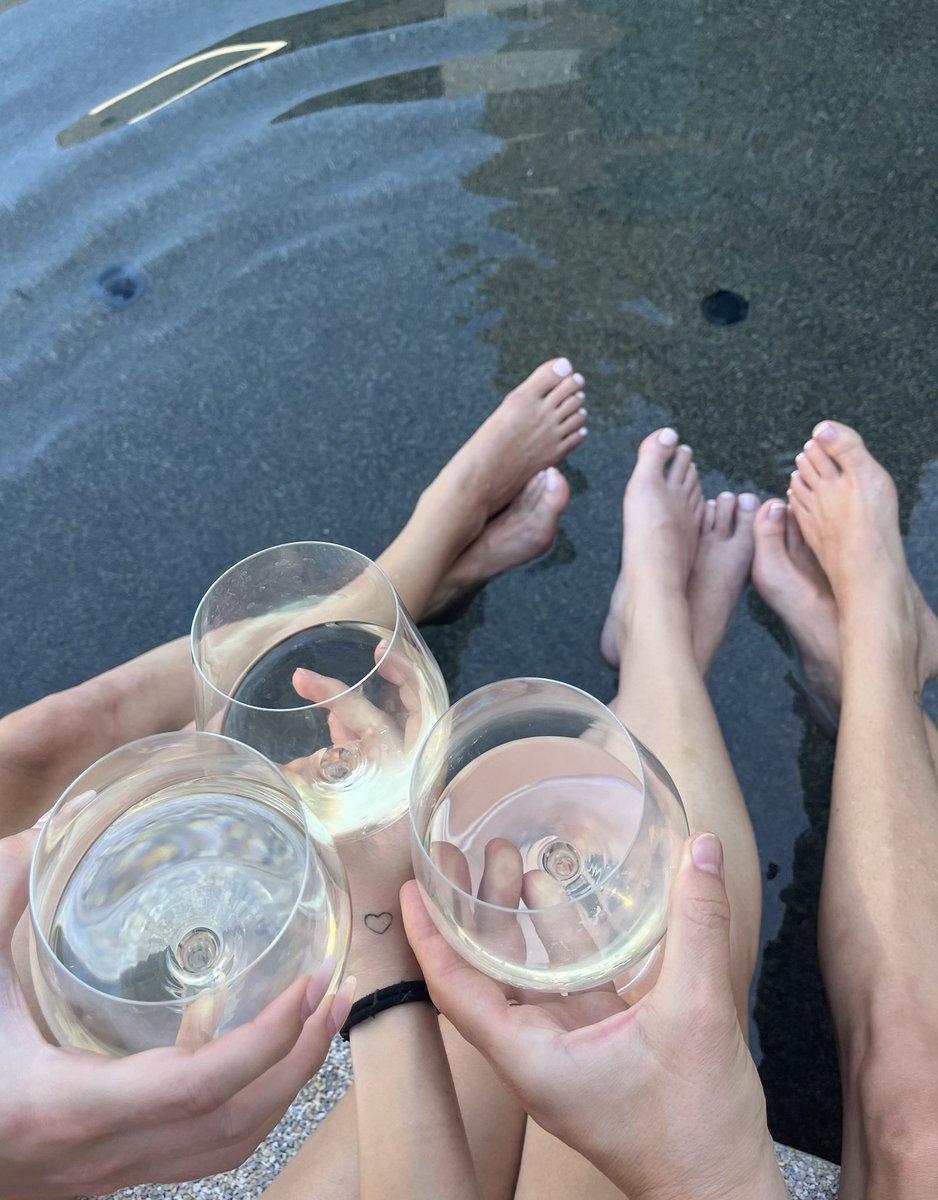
702 289 748 325
91 260 147 308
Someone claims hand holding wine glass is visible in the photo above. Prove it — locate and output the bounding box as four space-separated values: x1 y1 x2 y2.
0 823 354 1200
402 835 788 1200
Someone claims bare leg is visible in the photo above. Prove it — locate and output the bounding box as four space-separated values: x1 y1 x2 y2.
752 490 938 742
786 421 938 1199
515 431 763 1200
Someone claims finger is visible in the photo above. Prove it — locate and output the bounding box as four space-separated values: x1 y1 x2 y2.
375 642 424 752
653 834 734 1017
97 971 321 1125
292 667 360 744
293 667 389 743
474 839 528 974
401 879 521 1056
522 869 601 972
101 975 356 1184
175 981 227 1050
0 826 39 951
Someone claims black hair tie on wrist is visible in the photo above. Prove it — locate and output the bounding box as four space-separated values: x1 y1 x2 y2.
339 980 436 1042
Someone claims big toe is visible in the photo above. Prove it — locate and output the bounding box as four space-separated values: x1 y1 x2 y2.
811 420 870 469
513 357 575 400
633 427 680 478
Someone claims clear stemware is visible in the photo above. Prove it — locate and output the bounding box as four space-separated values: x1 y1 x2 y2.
29 731 350 1056
191 541 448 841
409 677 688 993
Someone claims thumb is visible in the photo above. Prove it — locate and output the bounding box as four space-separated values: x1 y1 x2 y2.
653 833 734 1016
0 825 40 953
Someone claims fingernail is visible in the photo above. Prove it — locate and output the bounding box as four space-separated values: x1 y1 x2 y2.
573 372 585 385
545 468 560 492
329 976 357 1037
691 833 724 878
768 501 786 521
553 358 572 377
658 427 679 446
738 493 758 511
814 421 836 443
301 955 336 1022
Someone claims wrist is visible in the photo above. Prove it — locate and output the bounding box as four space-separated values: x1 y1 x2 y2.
630 1137 785 1200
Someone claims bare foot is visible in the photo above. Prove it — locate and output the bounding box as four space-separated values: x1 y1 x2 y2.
600 428 704 668
419 357 588 553
688 491 758 677
423 468 571 620
788 421 938 688
751 498 842 731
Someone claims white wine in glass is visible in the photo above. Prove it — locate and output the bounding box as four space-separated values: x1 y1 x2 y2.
410 678 688 993
29 732 350 1056
192 542 448 842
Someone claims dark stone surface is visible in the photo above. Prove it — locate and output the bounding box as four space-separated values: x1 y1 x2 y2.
2 0 936 1164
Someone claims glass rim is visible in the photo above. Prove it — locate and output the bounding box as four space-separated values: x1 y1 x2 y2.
189 540 403 716
28 730 316 1009
408 676 649 915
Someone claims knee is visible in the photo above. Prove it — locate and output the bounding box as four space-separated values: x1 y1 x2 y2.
852 1004 938 1189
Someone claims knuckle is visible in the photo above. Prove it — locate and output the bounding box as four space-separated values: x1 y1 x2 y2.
682 891 731 934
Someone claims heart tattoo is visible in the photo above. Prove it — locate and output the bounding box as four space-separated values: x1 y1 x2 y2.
364 911 393 935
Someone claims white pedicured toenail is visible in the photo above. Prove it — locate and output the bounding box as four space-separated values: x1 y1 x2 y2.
790 469 800 479
768 502 786 521
804 439 815 451
578 406 587 415
553 358 573 377
579 427 588 437
719 490 734 499
573 373 585 385
546 468 560 492
738 493 759 511
658 428 679 446
814 421 836 442
706 498 716 507
575 390 585 400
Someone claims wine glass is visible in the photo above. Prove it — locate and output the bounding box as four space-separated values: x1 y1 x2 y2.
191 541 449 842
409 677 688 993
29 731 350 1056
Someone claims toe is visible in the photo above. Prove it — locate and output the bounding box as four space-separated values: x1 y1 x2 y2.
558 403 588 435
547 372 584 408
542 466 570 513
737 493 759 528
802 438 837 481
811 420 868 469
714 491 736 537
634 427 679 476
753 498 788 553
511 358 575 400
559 426 588 457
702 498 717 534
668 443 694 486
795 450 820 485
555 390 586 422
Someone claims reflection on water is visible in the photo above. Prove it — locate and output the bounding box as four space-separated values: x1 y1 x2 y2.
57 0 580 147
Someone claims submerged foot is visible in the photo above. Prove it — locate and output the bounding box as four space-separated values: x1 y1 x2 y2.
688 491 758 677
423 468 571 620
752 498 842 731
600 428 704 668
420 357 588 553
789 421 938 687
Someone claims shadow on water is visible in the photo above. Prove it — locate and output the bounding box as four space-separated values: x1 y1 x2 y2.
3 0 937 1166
